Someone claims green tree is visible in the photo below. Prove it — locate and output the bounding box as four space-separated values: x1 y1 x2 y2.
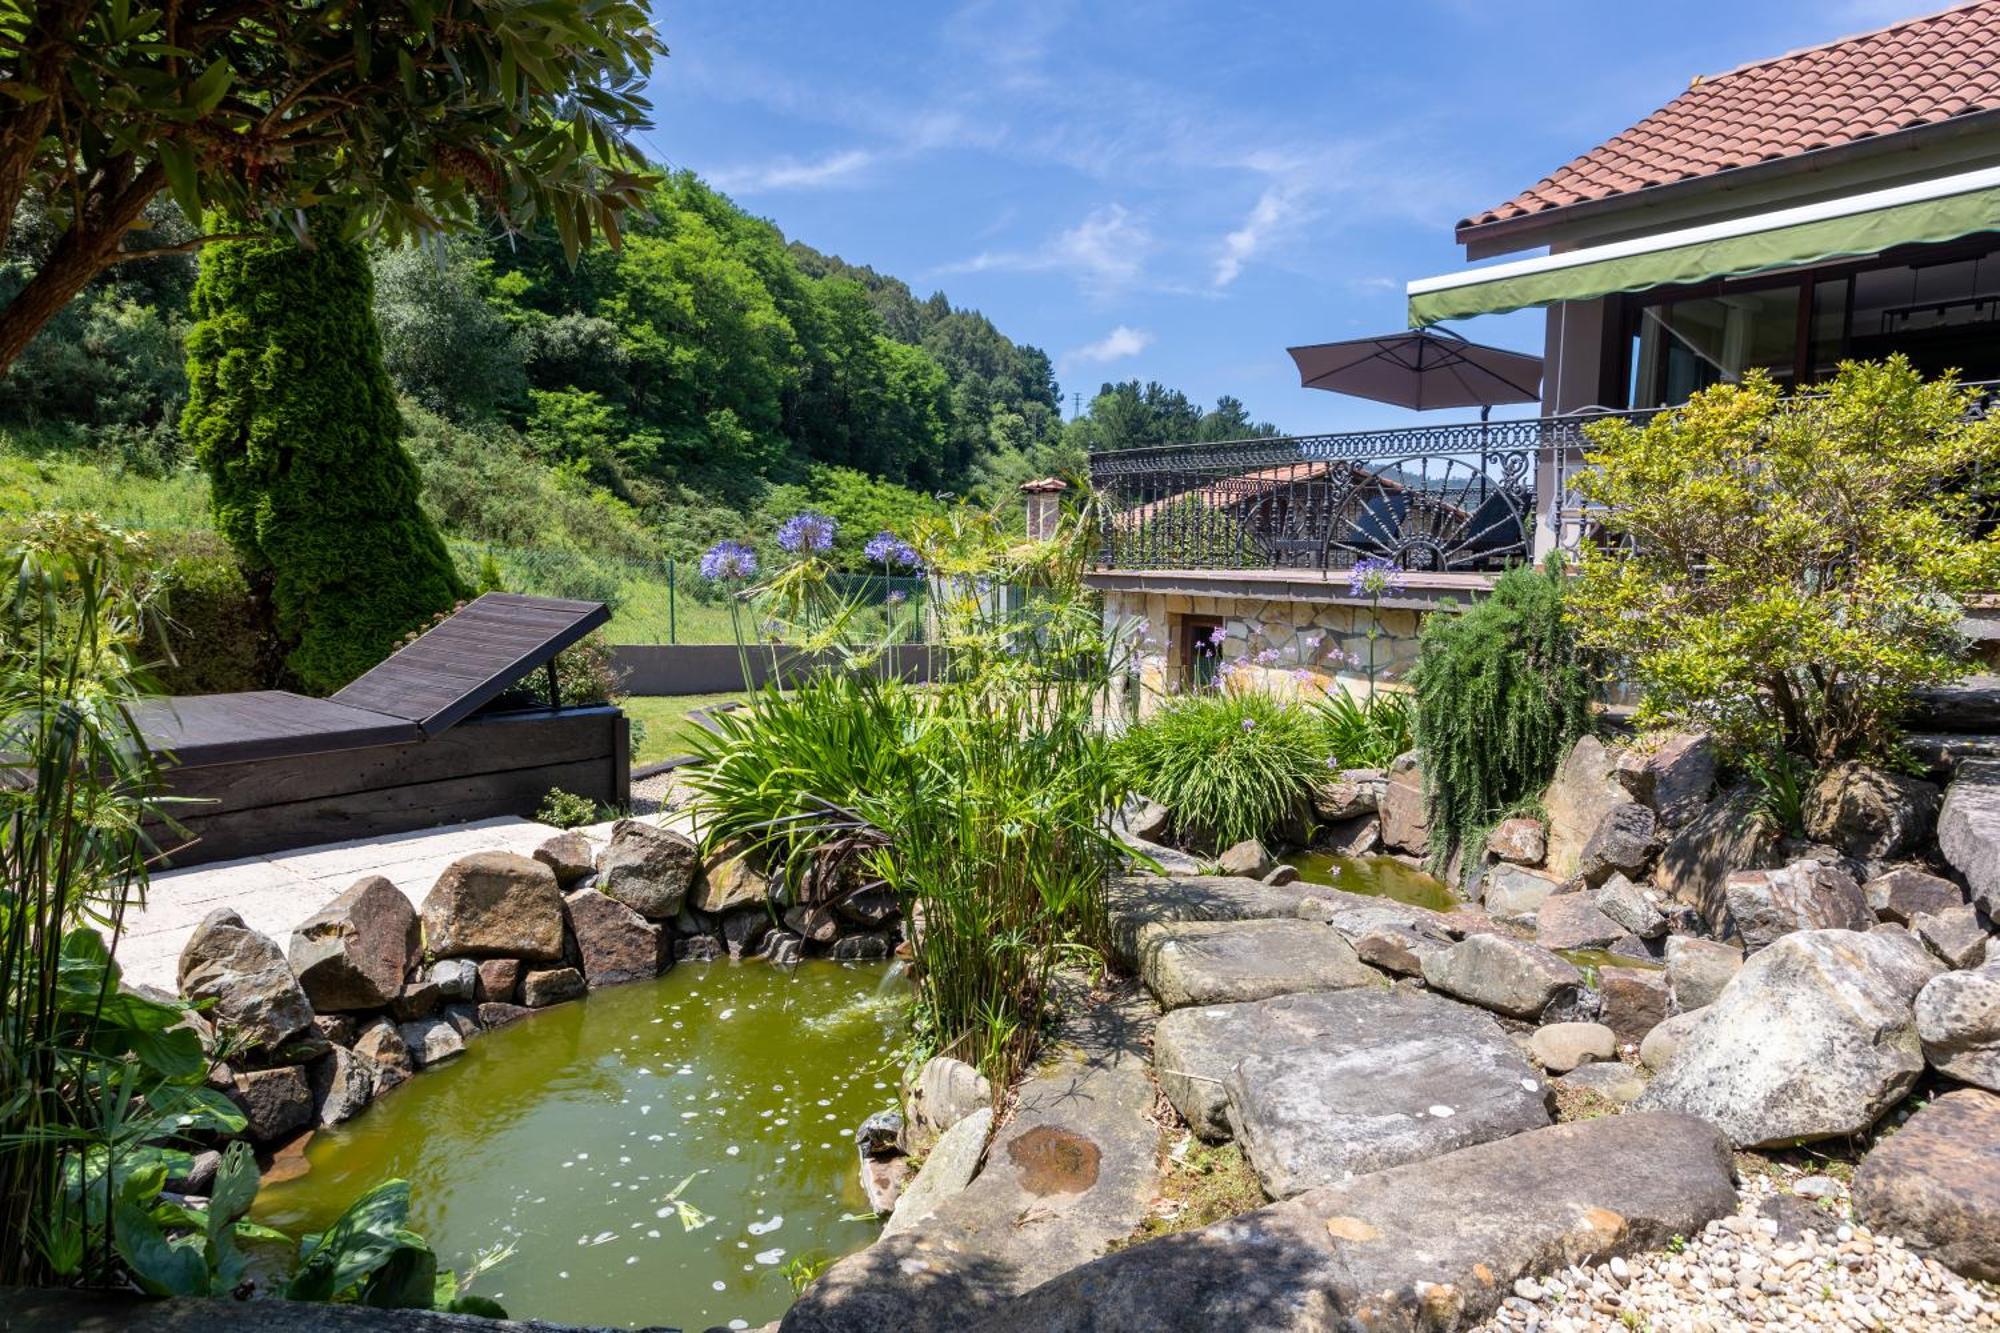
0 0 661 374
1570 358 2000 764
373 240 527 422
183 231 465 692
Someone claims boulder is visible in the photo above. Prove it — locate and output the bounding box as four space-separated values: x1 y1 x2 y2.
476 1001 532 1029
1378 753 1428 856
387 977 440 1022
695 840 773 915
420 852 565 961
1214 839 1271 878
178 909 314 1054
312 1014 357 1048
306 1047 373 1128
1640 1006 1708 1071
1578 802 1658 886
597 819 699 919
1217 989 1551 1199
1617 731 1716 828
1115 796 1172 843
968 1113 1736 1333
1422 934 1583 1019
1102 874 1324 969
286 877 418 1012
1804 761 1940 863
226 1066 312 1142
784 903 843 944
1914 902 1993 969
1939 759 2000 918
1852 1089 2000 1282
1636 929 1944 1147
1483 864 1562 925
1865 867 1964 925
1555 1059 1648 1105
1654 784 1783 929
831 932 894 961
904 1055 992 1151
1598 965 1670 1044
429 958 478 1001
1486 817 1546 866
882 1108 992 1239
440 1003 480 1040
520 966 585 1008
835 885 899 928
760 931 805 966
1721 859 1872 952
1534 892 1624 952
1348 922 1445 977
1594 873 1667 939
1917 965 2000 1091
398 1016 465 1069
1529 1021 1616 1072
674 933 725 963
1318 813 1380 858
1260 864 1299 887
532 830 596 886
1543 735 1633 880
350 1017 413 1095
563 888 663 987
1310 777 1377 823
722 908 771 958
1136 918 1380 1011
1665 935 1743 1013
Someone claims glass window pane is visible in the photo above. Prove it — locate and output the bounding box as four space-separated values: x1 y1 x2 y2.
1810 277 1849 382
1631 287 1800 405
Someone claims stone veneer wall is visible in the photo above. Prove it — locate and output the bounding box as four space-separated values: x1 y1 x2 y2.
1100 587 1433 718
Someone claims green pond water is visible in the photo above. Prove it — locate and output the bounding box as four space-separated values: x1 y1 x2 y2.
254 960 907 1331
1288 851 1462 914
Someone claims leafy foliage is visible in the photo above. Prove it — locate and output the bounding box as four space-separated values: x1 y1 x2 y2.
1408 564 1593 872
1570 359 2000 764
182 230 464 692
1311 687 1414 771
1114 690 1327 851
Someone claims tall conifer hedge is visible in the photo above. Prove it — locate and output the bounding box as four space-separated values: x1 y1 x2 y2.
183 231 464 692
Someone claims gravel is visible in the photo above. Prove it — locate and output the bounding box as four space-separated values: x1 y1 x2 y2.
1473 1166 2000 1332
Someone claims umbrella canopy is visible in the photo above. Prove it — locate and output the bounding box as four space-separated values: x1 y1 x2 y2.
1287 329 1542 413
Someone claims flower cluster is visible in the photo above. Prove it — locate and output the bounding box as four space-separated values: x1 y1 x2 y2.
777 511 837 554
1347 557 1406 599
863 530 922 569
698 539 758 581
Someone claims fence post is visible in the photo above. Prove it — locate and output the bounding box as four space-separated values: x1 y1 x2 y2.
667 557 677 645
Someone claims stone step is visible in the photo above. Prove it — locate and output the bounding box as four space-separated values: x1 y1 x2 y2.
1134 918 1384 1010
1104 874 1325 968
963 1112 1738 1333
781 979 1163 1333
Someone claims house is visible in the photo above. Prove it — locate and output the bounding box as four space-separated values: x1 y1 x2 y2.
1092 2 2000 708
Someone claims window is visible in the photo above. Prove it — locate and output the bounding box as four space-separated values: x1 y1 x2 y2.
1181 617 1223 690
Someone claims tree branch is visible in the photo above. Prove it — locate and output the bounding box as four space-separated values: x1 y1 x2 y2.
114 232 257 262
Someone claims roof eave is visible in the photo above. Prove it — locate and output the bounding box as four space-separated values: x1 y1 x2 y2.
1452 108 2000 259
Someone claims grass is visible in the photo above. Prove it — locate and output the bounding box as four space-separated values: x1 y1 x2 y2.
1127 1138 1266 1243
622 692 754 765
0 434 212 531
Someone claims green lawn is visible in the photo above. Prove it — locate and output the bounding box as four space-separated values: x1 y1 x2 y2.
623 691 753 766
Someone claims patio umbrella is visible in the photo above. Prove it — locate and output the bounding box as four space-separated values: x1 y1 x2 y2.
1287 328 1542 417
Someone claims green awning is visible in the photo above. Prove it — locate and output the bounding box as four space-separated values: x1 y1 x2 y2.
1408 169 2000 327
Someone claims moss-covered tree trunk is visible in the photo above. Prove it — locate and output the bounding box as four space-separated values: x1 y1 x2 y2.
183 231 465 693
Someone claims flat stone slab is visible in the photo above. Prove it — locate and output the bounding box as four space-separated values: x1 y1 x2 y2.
0 1288 621 1332
1219 990 1552 1198
968 1112 1737 1332
782 979 1162 1333
1104 875 1323 968
1853 1088 2000 1282
1136 918 1381 1010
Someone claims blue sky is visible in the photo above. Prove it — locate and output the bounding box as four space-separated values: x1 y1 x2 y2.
641 0 1923 435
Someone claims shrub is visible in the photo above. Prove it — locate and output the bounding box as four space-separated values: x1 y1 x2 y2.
536 787 600 829
1311 687 1414 771
1570 358 2000 764
182 230 465 694
1115 690 1326 850
1409 563 1593 872
150 531 266 693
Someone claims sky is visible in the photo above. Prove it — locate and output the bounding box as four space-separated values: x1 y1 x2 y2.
639 0 1930 436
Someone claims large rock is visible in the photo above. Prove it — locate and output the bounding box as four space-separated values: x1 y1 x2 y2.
178 909 314 1053
1598 965 1670 1044
1865 866 1963 925
1222 989 1551 1199
596 818 699 919
520 966 585 1007
1654 784 1783 929
694 840 774 915
1377 753 1428 856
904 1055 993 1152
1577 802 1658 886
968 1113 1736 1333
398 1016 465 1069
1618 731 1716 828
1543 735 1633 879
1852 1089 2000 1282
1917 965 2000 1091
883 1108 993 1239
1310 775 1377 824
287 876 418 1012
1665 935 1743 1013
1640 1006 1708 1071
420 852 565 961
350 1017 413 1095
1485 817 1546 866
1938 759 2000 917
1421 933 1583 1019
562 888 662 987
1534 892 1624 952
1595 873 1666 939
1803 760 1939 863
1722 859 1872 951
1482 864 1561 925
1115 795 1172 842
307 1047 373 1128
1102 874 1323 970
1529 1022 1616 1073
1215 839 1271 878
1136 918 1381 1011
1915 902 1993 969
226 1066 312 1142
532 831 595 886
1636 929 1943 1146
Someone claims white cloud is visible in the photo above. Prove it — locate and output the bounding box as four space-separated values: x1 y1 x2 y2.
707 149 874 194
938 204 1153 296
1213 187 1308 288
1064 325 1154 369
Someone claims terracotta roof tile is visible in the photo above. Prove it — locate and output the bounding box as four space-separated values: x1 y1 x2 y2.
1465 2 2000 229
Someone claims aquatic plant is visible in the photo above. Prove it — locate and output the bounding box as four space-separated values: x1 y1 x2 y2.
1113 690 1324 850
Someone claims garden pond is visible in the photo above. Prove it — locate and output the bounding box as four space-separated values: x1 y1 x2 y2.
254 960 909 1330
1289 851 1461 913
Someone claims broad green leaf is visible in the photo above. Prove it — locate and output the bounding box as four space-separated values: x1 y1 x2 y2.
187 58 233 115
113 1200 208 1296
284 1178 415 1302
158 139 201 220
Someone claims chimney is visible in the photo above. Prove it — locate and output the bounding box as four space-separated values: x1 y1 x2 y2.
1020 478 1068 540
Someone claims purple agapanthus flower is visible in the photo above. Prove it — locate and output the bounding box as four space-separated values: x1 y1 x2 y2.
886 589 908 606
863 531 921 568
1206 625 1229 646
777 511 837 554
1239 718 1256 732
698 539 758 581
1348 557 1406 599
